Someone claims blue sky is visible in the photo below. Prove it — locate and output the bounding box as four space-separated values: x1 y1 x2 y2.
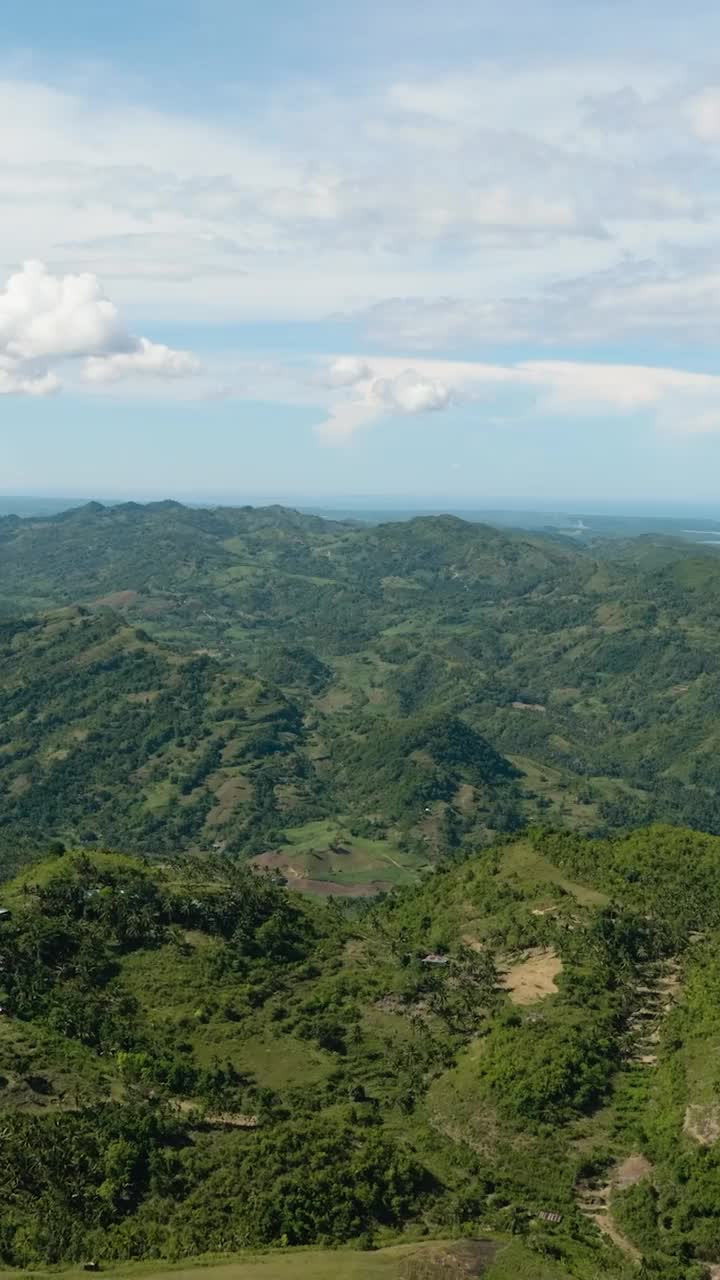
5 1 720 503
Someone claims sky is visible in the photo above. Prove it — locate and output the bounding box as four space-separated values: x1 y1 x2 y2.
5 1 720 503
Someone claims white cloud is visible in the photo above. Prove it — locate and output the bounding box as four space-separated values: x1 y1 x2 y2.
83 338 199 383
323 356 372 387
314 399 381 444
1 62 720 358
0 63 711 331
315 353 720 442
351 245 720 350
684 88 720 141
373 368 451 413
0 260 129 361
0 367 60 397
0 261 198 396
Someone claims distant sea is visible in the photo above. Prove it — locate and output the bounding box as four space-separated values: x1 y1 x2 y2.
0 495 87 517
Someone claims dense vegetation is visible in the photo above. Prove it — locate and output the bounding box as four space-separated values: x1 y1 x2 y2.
4 501 720 1275
4 500 720 871
1 828 720 1276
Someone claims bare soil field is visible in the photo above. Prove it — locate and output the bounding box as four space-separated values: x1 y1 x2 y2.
500 948 562 1005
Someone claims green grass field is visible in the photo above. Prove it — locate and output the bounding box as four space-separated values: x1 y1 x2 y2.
256 819 424 892
498 840 608 908
0 1236 588 1280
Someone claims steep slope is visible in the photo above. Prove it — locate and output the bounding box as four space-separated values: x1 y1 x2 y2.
3 825 720 1274
0 609 525 881
5 500 720 843
0 608 313 867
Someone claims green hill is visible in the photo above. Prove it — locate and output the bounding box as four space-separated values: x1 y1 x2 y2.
0 608 313 870
0 609 525 882
2 826 720 1275
1 500 720 850
5 501 720 1274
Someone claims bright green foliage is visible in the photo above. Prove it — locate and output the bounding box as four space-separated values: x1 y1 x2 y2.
3 503 720 1276
0 827 715 1273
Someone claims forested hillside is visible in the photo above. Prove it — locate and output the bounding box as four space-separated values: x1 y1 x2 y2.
0 606 527 884
2 502 720 882
2 827 720 1277
3 501 720 1277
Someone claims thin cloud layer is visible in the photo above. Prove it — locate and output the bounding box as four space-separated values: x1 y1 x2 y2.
3 61 720 332
0 262 198 396
316 355 720 443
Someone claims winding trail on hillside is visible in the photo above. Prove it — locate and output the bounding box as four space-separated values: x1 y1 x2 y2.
576 956 683 1264
577 1156 652 1264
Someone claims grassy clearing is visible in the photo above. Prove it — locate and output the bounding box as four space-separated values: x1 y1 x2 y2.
510 756 599 832
119 943 334 1088
498 841 608 908
0 1013 118 1109
269 820 423 890
215 1033 333 1088
0 850 142 908
0 1237 585 1280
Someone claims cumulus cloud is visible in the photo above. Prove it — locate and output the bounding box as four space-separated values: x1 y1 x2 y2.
316 359 457 441
373 368 451 413
0 366 60 397
0 261 198 396
83 338 200 384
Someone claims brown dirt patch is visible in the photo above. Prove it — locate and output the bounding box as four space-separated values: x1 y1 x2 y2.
94 589 138 608
252 851 297 874
462 935 485 952
251 854 392 897
455 783 476 812
614 1153 653 1188
289 878 392 897
206 774 252 826
315 688 353 712
593 1213 642 1262
684 1104 720 1145
500 947 562 1004
578 1152 653 1263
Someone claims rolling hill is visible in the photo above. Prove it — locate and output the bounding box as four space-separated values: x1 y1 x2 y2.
2 500 720 864
3 501 720 1275
0 607 526 885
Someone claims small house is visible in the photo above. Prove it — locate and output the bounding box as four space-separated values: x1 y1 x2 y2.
0 908 11 922
421 953 449 966
538 1211 563 1225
